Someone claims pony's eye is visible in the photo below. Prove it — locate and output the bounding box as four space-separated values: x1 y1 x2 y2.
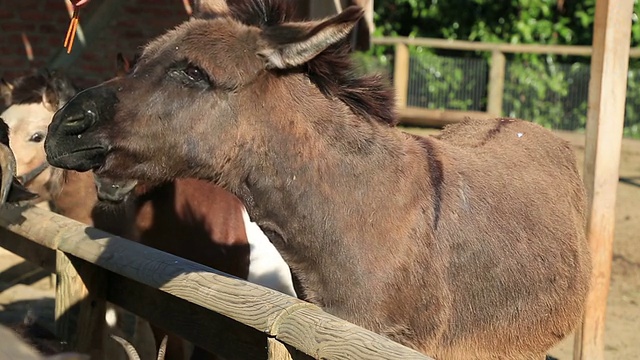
30 132 45 143
183 65 206 82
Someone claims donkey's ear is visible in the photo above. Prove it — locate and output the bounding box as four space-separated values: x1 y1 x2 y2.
116 53 131 77
192 0 229 18
258 6 364 69
0 79 13 107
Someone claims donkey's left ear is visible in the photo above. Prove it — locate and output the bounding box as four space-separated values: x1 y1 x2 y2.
258 6 364 69
115 53 131 77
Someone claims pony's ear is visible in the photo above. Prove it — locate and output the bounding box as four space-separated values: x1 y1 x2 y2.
0 79 13 107
192 0 229 18
42 78 60 113
257 6 364 70
42 73 76 113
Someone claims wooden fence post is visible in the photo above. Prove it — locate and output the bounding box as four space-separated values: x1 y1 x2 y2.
487 50 506 117
573 1 634 359
267 338 294 360
55 251 107 359
393 43 410 109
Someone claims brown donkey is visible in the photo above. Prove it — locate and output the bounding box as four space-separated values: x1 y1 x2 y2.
3 71 295 359
44 0 591 358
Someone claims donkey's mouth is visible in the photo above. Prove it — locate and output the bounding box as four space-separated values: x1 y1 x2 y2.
93 175 138 204
46 147 107 172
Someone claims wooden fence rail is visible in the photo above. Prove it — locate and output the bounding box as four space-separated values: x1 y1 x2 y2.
0 205 433 360
373 36 640 127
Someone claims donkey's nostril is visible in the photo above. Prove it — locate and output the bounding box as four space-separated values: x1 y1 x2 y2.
64 113 85 126
63 109 97 135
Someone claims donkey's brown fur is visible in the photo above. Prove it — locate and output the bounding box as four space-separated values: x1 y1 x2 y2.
45 1 591 358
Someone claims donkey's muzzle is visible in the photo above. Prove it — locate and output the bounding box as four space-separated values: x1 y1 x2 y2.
45 85 117 172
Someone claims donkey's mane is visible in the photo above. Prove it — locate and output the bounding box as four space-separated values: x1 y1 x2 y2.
225 0 398 126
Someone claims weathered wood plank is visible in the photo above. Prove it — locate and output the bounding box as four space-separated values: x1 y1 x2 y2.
487 50 506 116
63 231 302 334
0 229 268 359
274 307 429 360
393 43 410 109
106 272 269 360
398 106 494 128
267 338 295 360
0 205 64 249
573 1 634 360
55 252 106 359
0 206 432 360
0 223 56 272
372 36 640 58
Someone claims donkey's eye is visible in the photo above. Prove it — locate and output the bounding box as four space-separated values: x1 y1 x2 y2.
168 62 210 88
30 132 45 143
182 65 207 82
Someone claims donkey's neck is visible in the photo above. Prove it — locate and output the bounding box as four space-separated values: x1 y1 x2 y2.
233 82 433 321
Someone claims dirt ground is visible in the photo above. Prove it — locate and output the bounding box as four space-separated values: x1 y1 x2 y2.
0 128 638 359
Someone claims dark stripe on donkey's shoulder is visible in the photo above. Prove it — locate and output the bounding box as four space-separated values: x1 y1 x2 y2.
477 117 516 147
410 134 444 230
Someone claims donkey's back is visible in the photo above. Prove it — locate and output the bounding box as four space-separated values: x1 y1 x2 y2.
420 118 590 359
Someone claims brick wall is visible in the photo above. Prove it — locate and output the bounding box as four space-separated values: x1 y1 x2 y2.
0 0 368 90
0 0 191 89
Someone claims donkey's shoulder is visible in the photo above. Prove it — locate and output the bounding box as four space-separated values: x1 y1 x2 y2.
433 117 573 160
437 117 557 144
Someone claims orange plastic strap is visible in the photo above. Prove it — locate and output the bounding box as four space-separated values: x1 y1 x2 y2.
63 7 80 54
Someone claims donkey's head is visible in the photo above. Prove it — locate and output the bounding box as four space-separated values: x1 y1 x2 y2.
44 0 388 186
92 53 140 204
1 72 76 199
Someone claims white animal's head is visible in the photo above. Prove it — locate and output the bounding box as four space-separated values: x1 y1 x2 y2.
0 72 77 200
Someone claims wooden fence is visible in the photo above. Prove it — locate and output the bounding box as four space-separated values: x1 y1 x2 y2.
374 36 640 127
0 205 432 360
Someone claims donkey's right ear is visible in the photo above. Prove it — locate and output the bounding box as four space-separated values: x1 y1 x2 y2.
0 79 13 107
116 53 131 77
257 6 364 70
192 0 229 18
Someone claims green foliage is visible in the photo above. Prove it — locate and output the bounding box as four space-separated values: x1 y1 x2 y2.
406 49 487 111
365 0 640 138
625 69 640 138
